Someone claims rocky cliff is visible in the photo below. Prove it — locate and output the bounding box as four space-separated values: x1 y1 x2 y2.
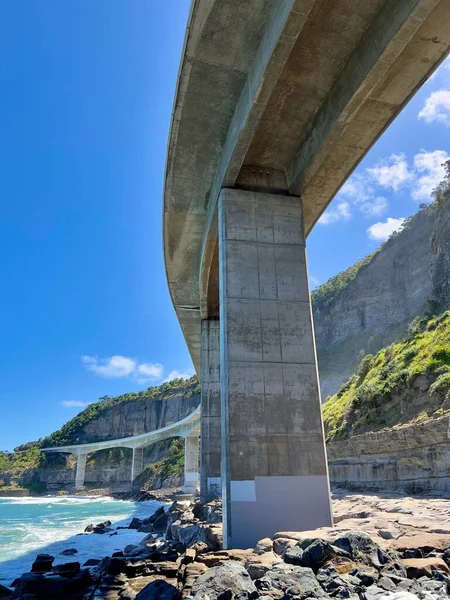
313 186 450 399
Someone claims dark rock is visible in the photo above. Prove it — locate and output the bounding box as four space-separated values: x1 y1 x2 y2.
31 554 54 573
0 584 12 598
191 561 256 598
333 532 389 568
379 560 407 578
84 519 112 534
443 547 450 565
52 562 81 578
350 569 376 586
135 579 180 599
12 569 92 599
284 545 304 566
403 548 424 559
256 563 325 598
60 548 78 556
83 558 101 567
149 510 170 533
303 539 349 572
128 517 143 530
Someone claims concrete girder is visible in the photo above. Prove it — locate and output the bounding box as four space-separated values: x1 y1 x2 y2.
164 0 450 372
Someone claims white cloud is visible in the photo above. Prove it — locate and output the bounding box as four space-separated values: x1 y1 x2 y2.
358 195 388 217
81 355 193 385
366 154 413 191
367 217 405 241
62 400 91 408
137 363 164 379
418 90 450 126
318 201 351 225
82 355 136 378
163 369 195 382
411 149 450 201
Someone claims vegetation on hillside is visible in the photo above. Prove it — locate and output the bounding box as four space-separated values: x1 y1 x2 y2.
323 311 450 442
134 438 185 490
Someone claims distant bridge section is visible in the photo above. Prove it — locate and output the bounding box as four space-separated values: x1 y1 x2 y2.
42 407 200 492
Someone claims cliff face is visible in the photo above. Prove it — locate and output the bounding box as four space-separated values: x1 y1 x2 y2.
313 200 450 399
75 393 199 443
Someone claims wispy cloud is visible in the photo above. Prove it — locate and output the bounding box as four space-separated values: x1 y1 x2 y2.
318 201 351 225
411 150 450 201
367 217 405 241
81 355 191 385
61 400 91 408
367 154 413 191
418 90 450 126
163 369 195 383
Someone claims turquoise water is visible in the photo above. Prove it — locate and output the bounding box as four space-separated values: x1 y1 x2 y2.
0 496 162 585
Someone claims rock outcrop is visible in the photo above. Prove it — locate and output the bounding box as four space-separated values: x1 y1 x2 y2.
313 199 450 399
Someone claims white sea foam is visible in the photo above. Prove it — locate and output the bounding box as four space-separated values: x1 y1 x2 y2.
0 496 163 586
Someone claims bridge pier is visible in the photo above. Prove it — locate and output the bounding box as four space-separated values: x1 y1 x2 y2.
75 452 87 489
183 433 199 494
218 188 332 549
200 318 221 502
131 447 144 482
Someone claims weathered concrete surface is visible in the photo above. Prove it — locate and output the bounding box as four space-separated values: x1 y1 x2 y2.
218 188 332 548
183 433 200 493
200 318 221 502
75 453 87 490
131 447 144 481
164 0 450 371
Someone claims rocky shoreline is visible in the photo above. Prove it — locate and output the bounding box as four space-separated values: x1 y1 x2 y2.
4 491 450 599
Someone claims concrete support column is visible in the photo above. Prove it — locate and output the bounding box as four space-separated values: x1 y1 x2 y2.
75 453 87 489
131 447 144 482
200 318 221 502
183 433 199 494
218 188 332 549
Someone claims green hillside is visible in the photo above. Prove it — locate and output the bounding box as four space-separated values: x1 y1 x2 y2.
323 311 450 442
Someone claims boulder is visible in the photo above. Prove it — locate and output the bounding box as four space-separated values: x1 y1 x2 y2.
83 558 101 567
333 532 389 568
391 534 450 553
31 554 54 573
0 584 12 598
150 510 170 533
135 579 180 600
256 563 325 598
253 538 273 555
128 517 143 530
402 557 450 578
52 562 81 578
190 561 256 598
245 552 281 579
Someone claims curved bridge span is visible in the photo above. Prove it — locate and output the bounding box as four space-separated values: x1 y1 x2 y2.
42 407 200 492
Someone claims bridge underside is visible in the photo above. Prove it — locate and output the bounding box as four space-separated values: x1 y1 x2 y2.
165 0 450 549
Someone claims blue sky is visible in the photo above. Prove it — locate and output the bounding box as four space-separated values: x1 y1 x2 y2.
1 3 449 450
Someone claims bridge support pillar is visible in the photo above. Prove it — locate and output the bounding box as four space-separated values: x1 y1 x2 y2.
131 447 144 482
200 318 221 502
75 453 87 489
218 188 332 549
183 434 199 494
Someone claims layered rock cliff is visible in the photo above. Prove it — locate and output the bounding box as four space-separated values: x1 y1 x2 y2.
313 190 450 399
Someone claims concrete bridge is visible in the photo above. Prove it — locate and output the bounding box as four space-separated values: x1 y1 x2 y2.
42 407 200 493
164 0 450 548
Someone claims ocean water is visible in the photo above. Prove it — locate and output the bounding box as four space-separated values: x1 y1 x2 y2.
0 495 163 586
